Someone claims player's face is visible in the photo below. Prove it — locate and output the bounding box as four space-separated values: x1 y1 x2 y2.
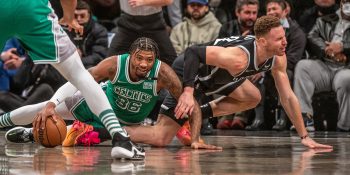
74 9 90 25
264 26 287 56
236 4 258 28
130 50 155 79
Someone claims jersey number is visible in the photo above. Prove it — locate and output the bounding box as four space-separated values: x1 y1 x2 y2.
116 96 142 113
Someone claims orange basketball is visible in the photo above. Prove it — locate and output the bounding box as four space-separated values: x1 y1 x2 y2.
33 115 67 148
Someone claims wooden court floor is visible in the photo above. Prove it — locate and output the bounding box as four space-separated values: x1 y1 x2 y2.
0 130 349 175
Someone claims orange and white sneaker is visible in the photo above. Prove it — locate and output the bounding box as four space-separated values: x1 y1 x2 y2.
62 121 95 147
176 121 204 146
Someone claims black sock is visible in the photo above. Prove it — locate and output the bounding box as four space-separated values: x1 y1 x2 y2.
200 103 213 119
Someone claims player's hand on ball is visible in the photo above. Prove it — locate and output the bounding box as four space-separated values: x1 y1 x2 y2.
33 102 57 131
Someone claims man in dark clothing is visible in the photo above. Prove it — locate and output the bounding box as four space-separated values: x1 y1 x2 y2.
219 0 259 38
294 0 350 132
65 0 108 69
298 0 338 34
0 38 66 112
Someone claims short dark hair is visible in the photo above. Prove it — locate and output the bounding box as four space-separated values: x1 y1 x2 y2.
235 0 259 12
129 37 160 59
266 0 287 10
254 15 281 38
76 0 91 12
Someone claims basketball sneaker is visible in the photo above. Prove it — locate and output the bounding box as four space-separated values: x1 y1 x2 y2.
75 130 101 146
5 127 33 143
62 121 94 147
217 119 233 129
111 132 145 160
290 113 315 132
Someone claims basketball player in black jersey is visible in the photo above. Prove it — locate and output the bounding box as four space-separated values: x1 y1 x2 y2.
169 15 332 149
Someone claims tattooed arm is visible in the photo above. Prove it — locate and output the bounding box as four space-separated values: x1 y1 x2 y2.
88 56 118 82
157 63 201 144
158 63 221 149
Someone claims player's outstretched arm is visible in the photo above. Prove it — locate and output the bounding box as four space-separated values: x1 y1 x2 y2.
271 55 333 149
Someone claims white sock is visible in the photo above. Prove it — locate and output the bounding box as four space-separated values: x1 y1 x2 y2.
52 51 126 138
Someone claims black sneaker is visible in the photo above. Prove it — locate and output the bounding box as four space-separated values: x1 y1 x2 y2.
245 119 264 131
111 132 145 160
290 113 315 132
272 118 287 131
200 118 213 135
5 127 34 143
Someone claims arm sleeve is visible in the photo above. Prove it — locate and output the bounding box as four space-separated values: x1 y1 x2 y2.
183 45 206 87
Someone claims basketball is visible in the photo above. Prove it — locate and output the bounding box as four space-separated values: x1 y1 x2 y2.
33 115 67 148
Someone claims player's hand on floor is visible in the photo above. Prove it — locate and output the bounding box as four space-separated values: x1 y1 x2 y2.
301 137 333 149
33 102 57 131
191 141 223 150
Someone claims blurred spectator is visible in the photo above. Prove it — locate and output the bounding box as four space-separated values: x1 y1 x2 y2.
108 0 177 66
212 0 236 24
64 0 108 69
0 38 66 112
170 0 221 55
294 0 350 132
298 0 338 34
84 0 121 30
167 0 183 27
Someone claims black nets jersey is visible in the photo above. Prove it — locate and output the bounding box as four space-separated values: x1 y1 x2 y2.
196 35 276 96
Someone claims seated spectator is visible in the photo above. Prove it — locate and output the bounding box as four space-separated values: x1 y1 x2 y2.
294 0 350 132
298 0 338 34
84 0 121 30
0 38 66 112
64 0 108 69
170 0 222 55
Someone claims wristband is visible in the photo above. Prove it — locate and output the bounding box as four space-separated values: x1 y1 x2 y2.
300 134 309 140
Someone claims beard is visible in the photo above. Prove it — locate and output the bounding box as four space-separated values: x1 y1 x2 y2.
191 11 207 20
239 19 255 28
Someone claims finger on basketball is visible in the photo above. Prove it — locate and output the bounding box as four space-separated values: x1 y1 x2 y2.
52 114 58 123
40 115 47 130
33 114 41 131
